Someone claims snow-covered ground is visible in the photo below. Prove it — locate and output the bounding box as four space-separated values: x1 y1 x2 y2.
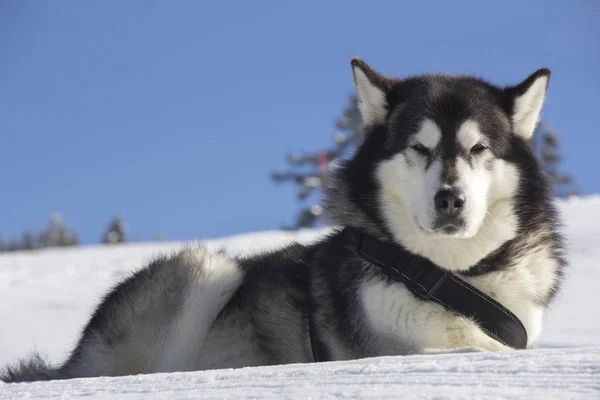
1 197 599 399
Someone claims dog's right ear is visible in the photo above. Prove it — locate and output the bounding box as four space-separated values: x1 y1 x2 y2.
351 58 392 126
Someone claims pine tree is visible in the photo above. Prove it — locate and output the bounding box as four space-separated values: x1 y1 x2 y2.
23 231 37 250
532 122 578 197
39 213 80 248
102 213 127 244
7 240 21 252
271 95 363 228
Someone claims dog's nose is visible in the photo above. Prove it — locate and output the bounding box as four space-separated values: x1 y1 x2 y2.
434 189 466 217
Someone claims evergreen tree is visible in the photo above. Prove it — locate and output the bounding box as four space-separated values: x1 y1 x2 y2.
23 231 37 250
102 213 127 244
39 213 79 248
271 95 363 228
6 239 22 252
532 122 578 197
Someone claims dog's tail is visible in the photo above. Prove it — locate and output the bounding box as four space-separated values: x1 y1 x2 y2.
1 352 67 383
2 246 244 383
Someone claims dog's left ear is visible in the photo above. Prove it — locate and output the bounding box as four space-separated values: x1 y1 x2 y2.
351 58 393 126
507 68 551 140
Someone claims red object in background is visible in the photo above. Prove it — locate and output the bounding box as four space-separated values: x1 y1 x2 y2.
318 153 328 189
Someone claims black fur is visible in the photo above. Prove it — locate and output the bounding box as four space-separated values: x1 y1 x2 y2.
222 243 319 364
1 353 57 382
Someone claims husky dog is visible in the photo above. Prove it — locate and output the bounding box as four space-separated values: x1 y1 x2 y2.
2 59 565 383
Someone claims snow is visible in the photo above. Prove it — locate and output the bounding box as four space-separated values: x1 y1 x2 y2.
3 348 599 399
1 197 599 399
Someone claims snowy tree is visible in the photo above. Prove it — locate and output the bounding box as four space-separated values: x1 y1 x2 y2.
1 214 80 252
39 213 79 248
271 95 363 228
102 213 127 244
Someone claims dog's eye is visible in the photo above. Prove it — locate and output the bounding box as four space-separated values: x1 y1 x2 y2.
470 143 487 155
411 143 430 156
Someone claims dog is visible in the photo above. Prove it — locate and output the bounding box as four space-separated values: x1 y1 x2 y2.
1 58 565 382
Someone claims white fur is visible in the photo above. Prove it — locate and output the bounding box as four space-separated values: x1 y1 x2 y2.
513 75 548 139
376 119 519 271
413 119 441 149
360 266 511 353
453 156 490 237
456 119 485 149
352 66 387 125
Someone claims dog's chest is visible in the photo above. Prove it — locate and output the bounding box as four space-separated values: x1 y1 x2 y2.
358 266 545 352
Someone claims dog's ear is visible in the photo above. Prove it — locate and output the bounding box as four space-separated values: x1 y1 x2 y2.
351 58 393 126
506 68 551 140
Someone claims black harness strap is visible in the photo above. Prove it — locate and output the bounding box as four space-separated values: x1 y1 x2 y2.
353 229 528 350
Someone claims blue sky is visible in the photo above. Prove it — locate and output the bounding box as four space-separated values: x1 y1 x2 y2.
1 0 598 244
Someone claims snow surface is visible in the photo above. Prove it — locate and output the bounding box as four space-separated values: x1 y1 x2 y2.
1 197 599 398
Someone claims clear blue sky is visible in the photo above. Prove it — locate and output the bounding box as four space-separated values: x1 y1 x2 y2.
1 0 598 244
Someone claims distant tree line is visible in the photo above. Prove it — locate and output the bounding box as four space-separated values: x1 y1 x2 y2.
272 95 578 229
0 213 130 253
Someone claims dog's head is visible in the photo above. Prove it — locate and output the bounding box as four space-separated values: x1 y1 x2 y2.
339 59 551 268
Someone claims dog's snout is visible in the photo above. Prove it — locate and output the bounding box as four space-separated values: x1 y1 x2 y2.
434 189 466 217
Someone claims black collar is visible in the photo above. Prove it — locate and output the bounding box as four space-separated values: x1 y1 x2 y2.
351 228 528 350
